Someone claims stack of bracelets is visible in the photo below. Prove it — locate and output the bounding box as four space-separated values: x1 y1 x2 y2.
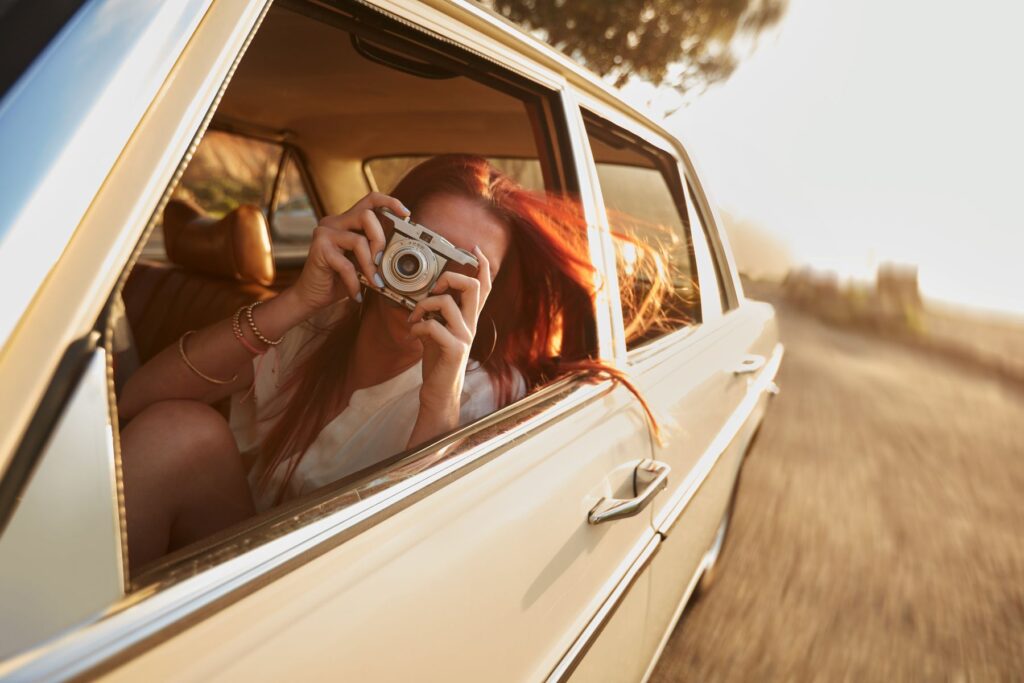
178 300 284 385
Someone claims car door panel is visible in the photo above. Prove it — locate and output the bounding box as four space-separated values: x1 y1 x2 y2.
637 305 782 671
104 385 655 682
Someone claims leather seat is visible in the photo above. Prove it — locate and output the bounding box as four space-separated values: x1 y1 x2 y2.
123 200 279 366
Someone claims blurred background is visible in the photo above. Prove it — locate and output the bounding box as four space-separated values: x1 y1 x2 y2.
485 0 1024 679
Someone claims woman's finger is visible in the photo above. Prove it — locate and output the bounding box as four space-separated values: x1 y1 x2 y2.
319 243 362 301
473 246 493 302
409 319 464 356
409 294 471 341
429 272 481 328
354 192 410 219
316 192 407 249
317 226 377 286
357 209 388 271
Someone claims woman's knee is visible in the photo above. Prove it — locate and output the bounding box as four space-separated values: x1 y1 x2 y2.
123 400 236 459
120 400 251 565
121 400 240 486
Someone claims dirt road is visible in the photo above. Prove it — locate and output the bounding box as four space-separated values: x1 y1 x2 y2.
650 302 1024 681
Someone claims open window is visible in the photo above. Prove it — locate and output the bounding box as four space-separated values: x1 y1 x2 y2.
113 1 592 588
582 111 702 348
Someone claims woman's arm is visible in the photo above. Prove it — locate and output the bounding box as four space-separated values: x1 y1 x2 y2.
117 287 314 423
406 393 462 450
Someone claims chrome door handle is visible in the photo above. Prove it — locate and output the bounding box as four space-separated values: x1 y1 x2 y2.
733 354 766 376
588 459 671 525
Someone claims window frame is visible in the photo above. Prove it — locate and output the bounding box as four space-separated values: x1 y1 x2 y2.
583 114 703 340
573 98 724 363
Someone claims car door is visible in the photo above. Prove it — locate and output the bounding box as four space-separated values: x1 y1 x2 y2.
576 103 783 676
634 178 782 674
0 1 664 681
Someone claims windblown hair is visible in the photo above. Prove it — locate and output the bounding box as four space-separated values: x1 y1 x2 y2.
256 155 680 502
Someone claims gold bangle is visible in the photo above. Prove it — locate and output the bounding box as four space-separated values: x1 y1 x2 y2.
244 300 284 346
178 331 238 385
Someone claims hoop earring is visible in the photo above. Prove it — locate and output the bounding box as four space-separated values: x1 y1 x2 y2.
480 317 498 365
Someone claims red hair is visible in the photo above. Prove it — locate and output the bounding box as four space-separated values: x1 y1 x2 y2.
256 155 668 502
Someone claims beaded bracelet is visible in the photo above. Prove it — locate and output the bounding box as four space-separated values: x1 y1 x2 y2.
244 300 284 346
232 305 265 355
178 331 238 385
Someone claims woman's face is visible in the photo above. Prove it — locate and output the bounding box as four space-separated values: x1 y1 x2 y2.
374 192 511 328
413 193 510 278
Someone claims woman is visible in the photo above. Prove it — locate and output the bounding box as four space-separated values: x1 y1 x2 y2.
118 155 658 570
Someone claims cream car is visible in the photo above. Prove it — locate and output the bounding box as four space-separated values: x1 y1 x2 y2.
0 0 782 680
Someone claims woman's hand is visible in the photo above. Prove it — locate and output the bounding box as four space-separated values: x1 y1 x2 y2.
406 246 492 445
288 192 410 316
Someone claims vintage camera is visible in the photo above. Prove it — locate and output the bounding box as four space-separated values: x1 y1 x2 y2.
357 208 479 311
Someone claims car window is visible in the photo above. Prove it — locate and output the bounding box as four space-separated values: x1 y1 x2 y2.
582 113 701 348
140 131 319 260
115 3 587 585
177 130 281 217
273 153 319 242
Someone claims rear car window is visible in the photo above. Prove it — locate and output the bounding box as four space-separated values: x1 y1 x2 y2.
141 131 319 260
583 112 701 347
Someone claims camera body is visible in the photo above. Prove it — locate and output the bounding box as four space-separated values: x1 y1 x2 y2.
358 208 479 311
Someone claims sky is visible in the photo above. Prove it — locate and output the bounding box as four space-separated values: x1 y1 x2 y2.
622 0 1024 316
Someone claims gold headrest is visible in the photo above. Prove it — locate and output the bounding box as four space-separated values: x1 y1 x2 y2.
162 200 275 287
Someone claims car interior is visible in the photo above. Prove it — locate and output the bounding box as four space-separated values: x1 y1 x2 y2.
112 0 699 581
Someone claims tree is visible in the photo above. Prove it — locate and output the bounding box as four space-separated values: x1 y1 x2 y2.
479 0 787 95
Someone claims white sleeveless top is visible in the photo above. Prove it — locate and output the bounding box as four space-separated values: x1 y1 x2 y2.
229 301 525 512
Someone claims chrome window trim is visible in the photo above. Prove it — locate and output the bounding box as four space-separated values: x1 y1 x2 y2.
0 375 615 682
653 343 784 536
546 532 662 682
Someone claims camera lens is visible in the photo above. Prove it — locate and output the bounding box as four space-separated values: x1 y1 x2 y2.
396 253 421 278
382 240 435 294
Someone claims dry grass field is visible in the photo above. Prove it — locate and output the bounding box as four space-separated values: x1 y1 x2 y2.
651 297 1024 681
